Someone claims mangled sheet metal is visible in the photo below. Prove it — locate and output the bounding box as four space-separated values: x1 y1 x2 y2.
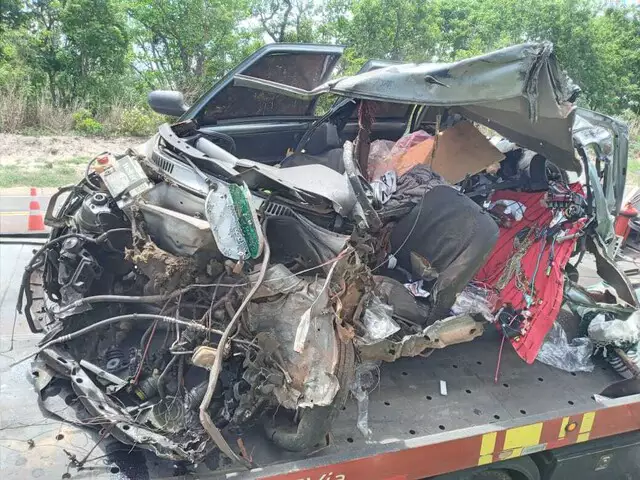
234 42 581 172
246 264 342 409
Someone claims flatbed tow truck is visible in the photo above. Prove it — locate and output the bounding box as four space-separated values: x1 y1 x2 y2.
1 237 639 480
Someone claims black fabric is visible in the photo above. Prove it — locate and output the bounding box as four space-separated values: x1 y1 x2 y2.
380 165 448 220
280 148 345 173
390 185 499 321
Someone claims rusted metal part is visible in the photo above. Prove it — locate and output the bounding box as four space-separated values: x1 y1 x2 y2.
355 101 374 176
126 240 199 293
358 314 484 362
246 263 343 409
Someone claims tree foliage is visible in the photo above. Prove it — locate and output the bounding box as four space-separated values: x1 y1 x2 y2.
0 0 638 128
126 0 254 94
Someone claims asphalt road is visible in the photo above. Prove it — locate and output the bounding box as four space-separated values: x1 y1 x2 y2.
0 193 52 234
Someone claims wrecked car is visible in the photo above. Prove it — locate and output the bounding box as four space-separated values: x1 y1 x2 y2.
16 42 638 471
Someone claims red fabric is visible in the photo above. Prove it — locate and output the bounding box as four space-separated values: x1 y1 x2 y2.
475 185 585 363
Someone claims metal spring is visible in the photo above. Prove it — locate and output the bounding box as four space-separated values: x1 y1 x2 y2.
608 353 633 379
104 347 126 371
105 347 124 361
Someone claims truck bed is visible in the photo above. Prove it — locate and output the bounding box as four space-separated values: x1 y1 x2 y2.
1 243 638 480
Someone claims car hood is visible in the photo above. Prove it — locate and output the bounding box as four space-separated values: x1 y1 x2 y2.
234 42 582 172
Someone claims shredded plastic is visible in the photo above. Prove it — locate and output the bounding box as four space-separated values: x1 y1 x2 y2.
451 284 496 322
359 295 400 345
367 130 432 180
349 362 380 439
536 321 594 372
588 310 640 346
367 140 395 180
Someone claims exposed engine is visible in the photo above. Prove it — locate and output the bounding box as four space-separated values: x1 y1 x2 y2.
18 150 365 467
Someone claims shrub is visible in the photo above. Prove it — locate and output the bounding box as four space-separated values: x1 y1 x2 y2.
116 106 163 136
72 109 104 135
0 81 27 133
31 96 75 133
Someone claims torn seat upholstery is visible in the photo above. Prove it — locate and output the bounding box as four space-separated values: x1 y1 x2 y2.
390 180 499 322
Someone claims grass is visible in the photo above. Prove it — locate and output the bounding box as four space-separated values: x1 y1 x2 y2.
59 156 92 165
0 157 87 188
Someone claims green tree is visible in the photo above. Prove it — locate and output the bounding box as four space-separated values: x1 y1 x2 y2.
252 0 320 42
60 0 130 106
343 0 440 63
1 0 639 135
590 7 640 113
2 0 130 107
126 0 254 95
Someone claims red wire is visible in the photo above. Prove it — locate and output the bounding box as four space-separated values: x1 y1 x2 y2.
134 320 158 384
494 311 518 383
494 334 506 384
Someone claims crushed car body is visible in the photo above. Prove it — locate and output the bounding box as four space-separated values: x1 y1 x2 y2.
15 41 638 472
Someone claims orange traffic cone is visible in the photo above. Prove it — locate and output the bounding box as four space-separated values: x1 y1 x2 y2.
28 188 45 231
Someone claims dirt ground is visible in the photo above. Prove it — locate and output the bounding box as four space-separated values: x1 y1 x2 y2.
0 133 143 166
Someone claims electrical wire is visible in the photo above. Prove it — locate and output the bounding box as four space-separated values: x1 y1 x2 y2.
55 287 195 314
186 251 350 290
84 154 106 190
11 314 220 367
157 355 178 400
494 333 507 384
494 310 519 383
199 226 271 468
133 320 158 385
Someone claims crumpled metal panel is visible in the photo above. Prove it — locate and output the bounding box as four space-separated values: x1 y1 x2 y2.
138 203 215 256
234 42 582 172
575 107 629 216
235 162 357 215
587 235 639 307
247 264 340 409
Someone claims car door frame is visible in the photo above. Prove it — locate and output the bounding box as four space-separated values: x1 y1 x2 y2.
182 43 345 125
